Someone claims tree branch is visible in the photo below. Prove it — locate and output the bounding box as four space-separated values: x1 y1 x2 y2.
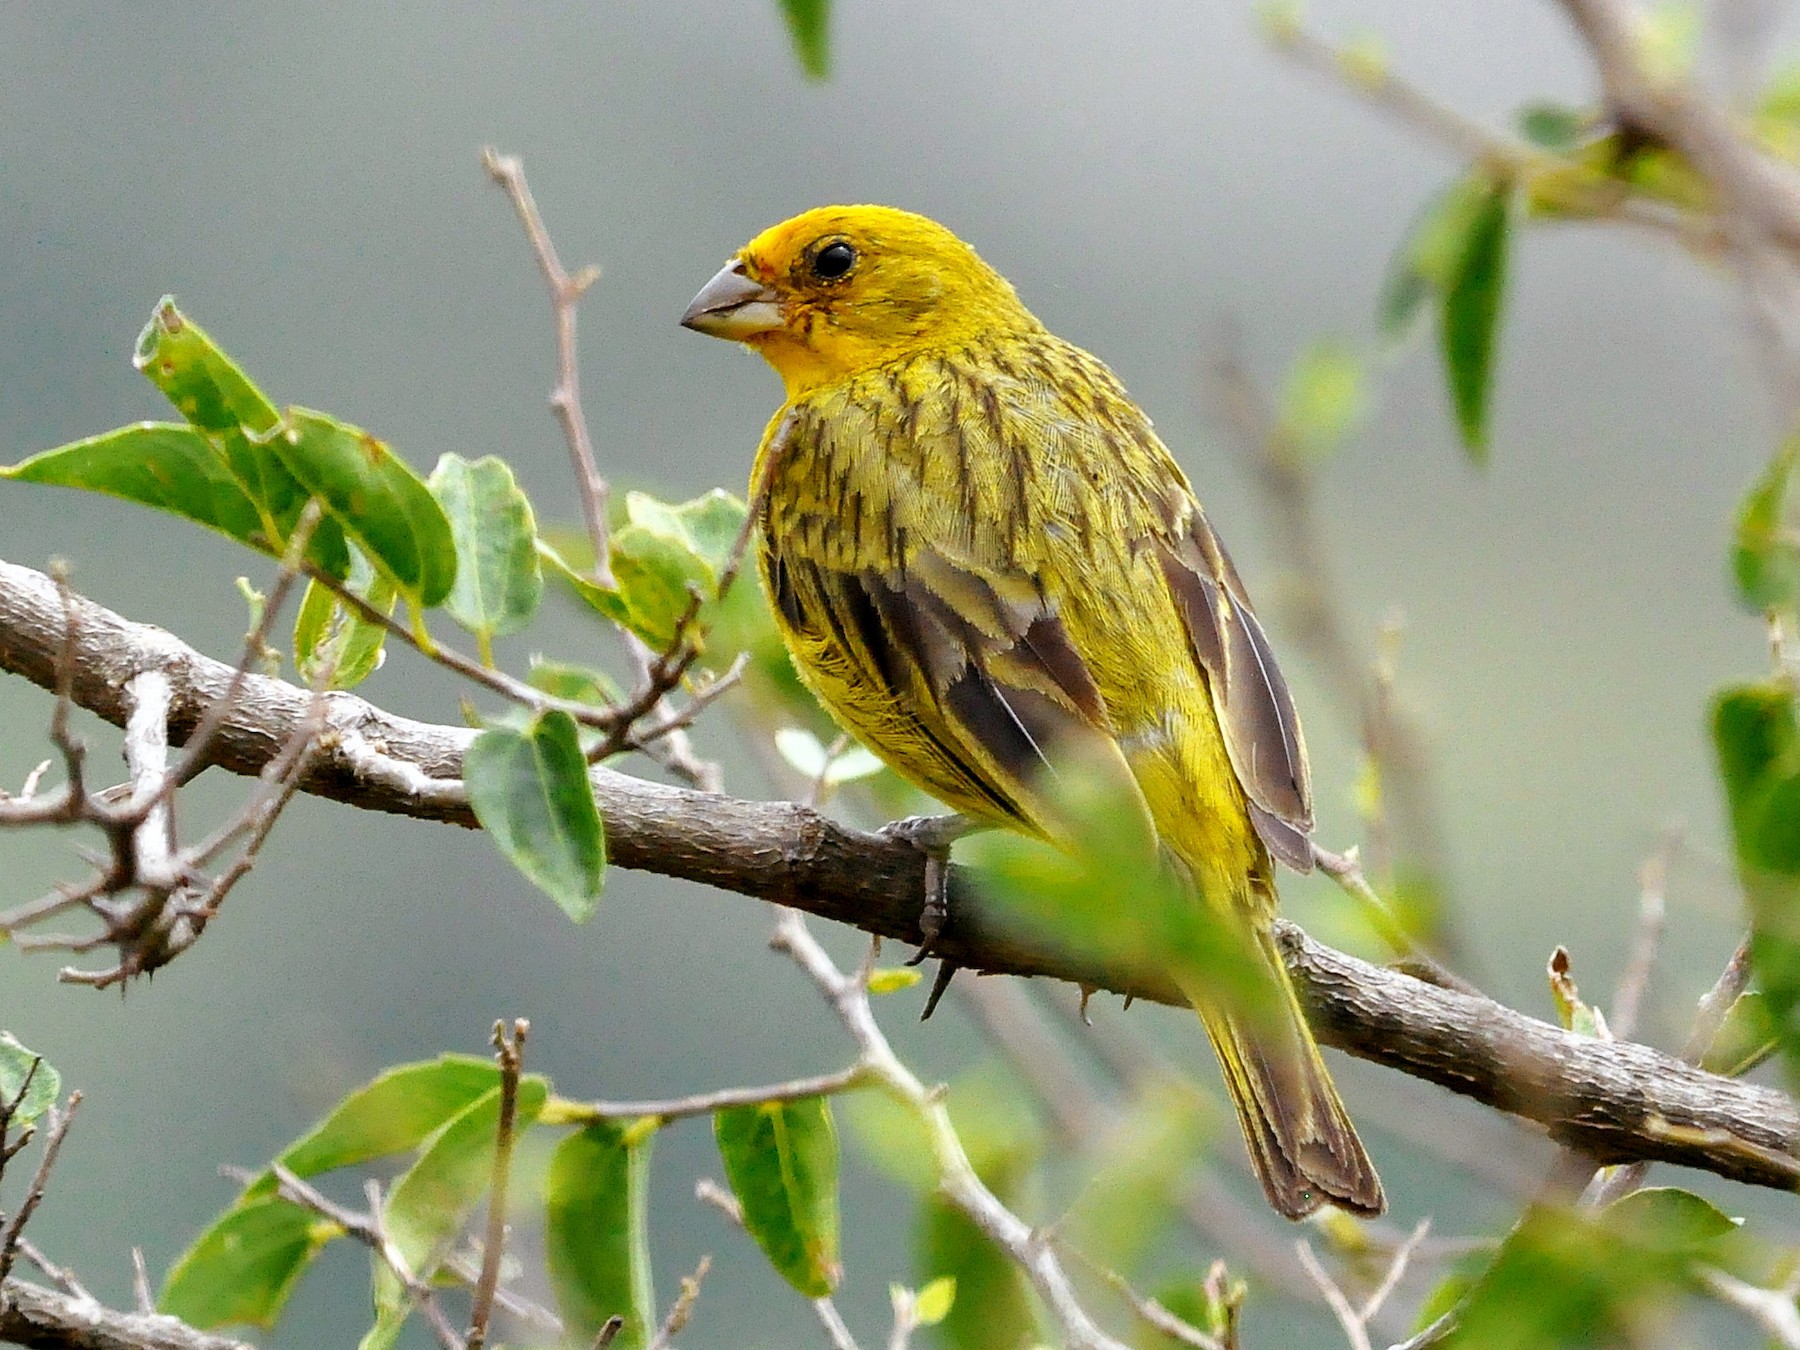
0 1277 253 1350
2 558 1797 1192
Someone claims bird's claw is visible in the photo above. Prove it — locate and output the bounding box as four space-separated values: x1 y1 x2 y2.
920 959 959 1021
880 813 971 966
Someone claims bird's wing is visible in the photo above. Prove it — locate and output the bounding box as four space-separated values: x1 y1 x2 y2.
1153 501 1315 871
768 536 1151 839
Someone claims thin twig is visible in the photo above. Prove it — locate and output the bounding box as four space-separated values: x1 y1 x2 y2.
265 1164 461 1350
647 1255 711 1350
697 1178 860 1350
1315 847 1478 995
481 147 612 587
1608 829 1679 1042
1700 1266 1800 1348
1681 935 1755 1062
1297 1219 1432 1350
0 1091 83 1286
15 1235 95 1306
1059 1242 1226 1350
1297 1240 1373 1350
769 913 1128 1350
131 1246 154 1315
565 1062 872 1125
467 1018 528 1350
1264 16 1513 164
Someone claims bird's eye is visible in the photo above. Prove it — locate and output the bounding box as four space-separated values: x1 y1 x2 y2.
812 241 856 280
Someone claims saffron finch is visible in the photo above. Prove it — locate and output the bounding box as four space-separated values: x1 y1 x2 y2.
682 205 1384 1219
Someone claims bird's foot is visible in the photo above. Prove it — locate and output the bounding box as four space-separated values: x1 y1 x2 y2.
879 812 975 969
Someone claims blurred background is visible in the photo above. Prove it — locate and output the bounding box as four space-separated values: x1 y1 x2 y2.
0 2 1790 1345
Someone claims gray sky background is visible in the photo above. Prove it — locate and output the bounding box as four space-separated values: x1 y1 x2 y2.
0 4 1788 1346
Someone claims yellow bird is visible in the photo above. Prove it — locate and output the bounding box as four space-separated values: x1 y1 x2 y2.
682 205 1383 1219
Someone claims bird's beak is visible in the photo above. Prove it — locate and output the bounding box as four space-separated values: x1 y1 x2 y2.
680 261 784 339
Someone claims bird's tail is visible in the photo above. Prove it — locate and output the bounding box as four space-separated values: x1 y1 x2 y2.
1192 925 1385 1219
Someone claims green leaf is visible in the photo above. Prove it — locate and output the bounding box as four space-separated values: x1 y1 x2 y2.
1377 177 1490 346
1448 1202 1703 1348
259 408 456 608
366 1075 550 1339
965 774 1276 1025
778 0 830 79
1700 990 1780 1077
1762 59 1800 122
918 1151 1039 1350
240 1055 506 1200
1713 682 1800 1083
609 527 706 648
0 1033 60 1126
131 297 351 576
624 489 747 577
715 1096 842 1297
545 1120 657 1350
1439 177 1513 460
1732 437 1800 613
465 709 606 921
526 657 622 708
134 297 280 436
542 494 764 673
526 659 622 757
867 967 923 995
430 454 544 657
1602 1187 1740 1250
1063 1082 1208 1278
610 490 751 650
539 538 632 628
913 1275 956 1326
383 1076 549 1275
292 555 395 690
5 423 267 548
1516 102 1589 152
774 728 887 786
1278 339 1368 460
159 1197 337 1329
1546 947 1611 1039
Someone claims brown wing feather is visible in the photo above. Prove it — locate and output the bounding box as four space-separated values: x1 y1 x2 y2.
1157 506 1315 872
771 537 1145 837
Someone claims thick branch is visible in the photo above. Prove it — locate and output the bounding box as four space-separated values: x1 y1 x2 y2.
2 558 1797 1191
0 1277 252 1350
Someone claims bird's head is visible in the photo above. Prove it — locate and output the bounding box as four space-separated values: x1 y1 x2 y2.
681 205 1037 397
